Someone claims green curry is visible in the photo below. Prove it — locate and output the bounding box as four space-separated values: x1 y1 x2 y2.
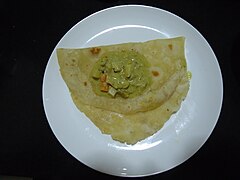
90 50 152 98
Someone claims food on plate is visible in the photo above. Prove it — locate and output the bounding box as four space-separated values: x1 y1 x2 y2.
57 37 190 145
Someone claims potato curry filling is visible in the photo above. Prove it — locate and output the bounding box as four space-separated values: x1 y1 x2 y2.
90 50 152 98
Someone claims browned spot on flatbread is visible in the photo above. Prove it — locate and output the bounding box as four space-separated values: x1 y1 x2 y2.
152 71 159 77
90 47 101 55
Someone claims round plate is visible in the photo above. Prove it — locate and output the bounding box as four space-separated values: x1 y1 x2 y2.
42 5 223 177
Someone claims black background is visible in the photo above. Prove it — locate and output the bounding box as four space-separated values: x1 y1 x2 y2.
1 0 240 179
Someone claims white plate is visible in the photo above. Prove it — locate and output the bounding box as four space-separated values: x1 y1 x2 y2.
42 5 223 177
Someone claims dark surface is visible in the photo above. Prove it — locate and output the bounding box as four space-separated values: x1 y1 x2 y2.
1 0 239 179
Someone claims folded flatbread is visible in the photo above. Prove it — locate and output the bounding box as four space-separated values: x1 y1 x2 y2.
57 37 190 144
